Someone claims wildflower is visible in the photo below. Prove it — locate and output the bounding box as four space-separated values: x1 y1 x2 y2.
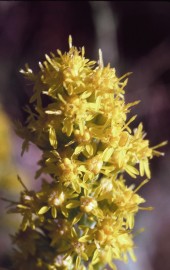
8 36 167 270
37 181 79 218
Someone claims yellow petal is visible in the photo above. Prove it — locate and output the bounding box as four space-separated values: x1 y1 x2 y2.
49 127 57 149
51 206 57 218
102 148 114 162
38 206 50 215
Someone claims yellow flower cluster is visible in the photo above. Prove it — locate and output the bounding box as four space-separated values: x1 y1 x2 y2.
10 36 167 270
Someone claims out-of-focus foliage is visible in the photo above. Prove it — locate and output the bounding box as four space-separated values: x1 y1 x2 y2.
0 106 20 192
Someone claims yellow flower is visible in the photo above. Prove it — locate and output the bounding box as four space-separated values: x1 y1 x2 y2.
37 181 79 218
8 36 167 270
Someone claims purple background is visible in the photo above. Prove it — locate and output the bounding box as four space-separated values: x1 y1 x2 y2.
0 2 170 269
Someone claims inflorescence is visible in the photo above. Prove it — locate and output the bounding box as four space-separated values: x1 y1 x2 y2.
8 36 167 270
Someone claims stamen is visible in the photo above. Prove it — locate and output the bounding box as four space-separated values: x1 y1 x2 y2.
69 35 73 49
98 49 104 68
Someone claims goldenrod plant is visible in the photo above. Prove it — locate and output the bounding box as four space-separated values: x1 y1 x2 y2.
8 36 167 270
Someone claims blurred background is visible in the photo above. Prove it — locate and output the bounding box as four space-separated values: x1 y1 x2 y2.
0 1 170 269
